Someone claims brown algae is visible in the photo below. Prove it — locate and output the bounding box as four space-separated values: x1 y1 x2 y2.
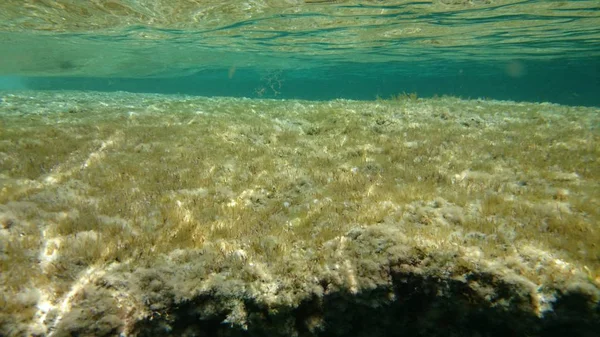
0 91 598 336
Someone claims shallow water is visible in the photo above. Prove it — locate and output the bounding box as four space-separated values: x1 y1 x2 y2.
1 2 599 337
0 0 599 105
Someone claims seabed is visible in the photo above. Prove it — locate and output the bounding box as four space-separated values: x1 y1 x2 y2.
0 91 598 336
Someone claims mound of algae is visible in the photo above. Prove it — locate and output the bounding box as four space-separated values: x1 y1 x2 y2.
0 91 598 337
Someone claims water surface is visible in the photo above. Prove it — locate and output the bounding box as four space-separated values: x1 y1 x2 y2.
0 0 598 104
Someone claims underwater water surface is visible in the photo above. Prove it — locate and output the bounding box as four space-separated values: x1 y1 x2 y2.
0 0 599 105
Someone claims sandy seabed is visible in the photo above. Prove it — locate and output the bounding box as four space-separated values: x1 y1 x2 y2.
0 91 598 337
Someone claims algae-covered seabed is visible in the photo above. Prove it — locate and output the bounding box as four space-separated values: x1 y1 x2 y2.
0 91 598 336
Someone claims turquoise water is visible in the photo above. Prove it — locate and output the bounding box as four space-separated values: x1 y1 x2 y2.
0 0 599 105
14 59 600 105
1 2 600 336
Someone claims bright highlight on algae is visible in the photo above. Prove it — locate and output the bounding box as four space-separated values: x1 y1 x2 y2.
0 91 599 336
